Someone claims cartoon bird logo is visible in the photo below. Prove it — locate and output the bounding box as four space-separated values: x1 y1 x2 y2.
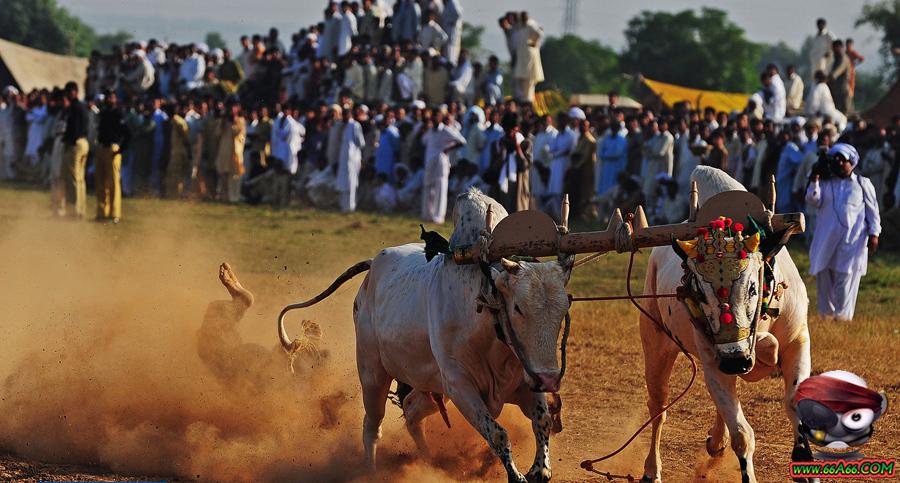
793 370 888 456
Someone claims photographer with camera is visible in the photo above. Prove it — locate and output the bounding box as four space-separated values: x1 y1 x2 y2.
806 143 881 321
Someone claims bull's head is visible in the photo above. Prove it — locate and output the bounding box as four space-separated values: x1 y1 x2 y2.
490 254 574 392
673 217 787 375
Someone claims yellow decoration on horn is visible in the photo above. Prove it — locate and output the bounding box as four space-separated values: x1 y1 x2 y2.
675 239 699 258
743 232 761 253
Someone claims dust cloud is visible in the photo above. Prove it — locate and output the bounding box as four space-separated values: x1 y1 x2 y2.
0 210 521 482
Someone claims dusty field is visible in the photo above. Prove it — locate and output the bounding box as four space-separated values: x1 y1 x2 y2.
0 183 897 482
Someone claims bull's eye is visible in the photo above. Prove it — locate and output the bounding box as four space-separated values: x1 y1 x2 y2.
514 304 524 316
749 282 757 297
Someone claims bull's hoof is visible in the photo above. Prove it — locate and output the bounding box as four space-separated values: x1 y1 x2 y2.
550 412 563 433
508 472 527 483
526 466 551 482
640 475 659 483
705 436 727 457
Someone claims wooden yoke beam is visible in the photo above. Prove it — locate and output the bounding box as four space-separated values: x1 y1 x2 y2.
454 190 805 264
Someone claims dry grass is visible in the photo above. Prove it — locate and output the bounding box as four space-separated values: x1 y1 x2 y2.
0 183 897 482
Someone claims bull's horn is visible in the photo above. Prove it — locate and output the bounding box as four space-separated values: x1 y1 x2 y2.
689 181 699 221
500 257 521 273
608 208 624 231
560 194 570 232
633 205 649 231
766 175 776 212
485 204 494 232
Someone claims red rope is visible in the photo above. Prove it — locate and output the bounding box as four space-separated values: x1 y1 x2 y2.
574 249 698 480
569 293 677 302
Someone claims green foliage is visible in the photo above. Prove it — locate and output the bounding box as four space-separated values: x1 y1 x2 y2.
540 35 628 95
854 70 889 112
460 22 484 52
205 32 228 51
0 0 96 56
621 8 761 92
856 0 900 82
96 31 134 54
756 41 803 77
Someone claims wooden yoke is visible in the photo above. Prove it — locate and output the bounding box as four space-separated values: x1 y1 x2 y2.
453 189 805 264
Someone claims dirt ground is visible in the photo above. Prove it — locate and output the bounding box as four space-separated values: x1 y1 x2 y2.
0 185 897 482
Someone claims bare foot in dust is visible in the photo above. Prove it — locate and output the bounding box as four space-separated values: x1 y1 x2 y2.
219 262 254 308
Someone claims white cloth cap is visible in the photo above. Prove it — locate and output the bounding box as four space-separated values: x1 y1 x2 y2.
828 143 860 169
567 107 586 120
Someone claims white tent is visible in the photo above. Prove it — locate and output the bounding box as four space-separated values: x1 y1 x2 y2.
0 38 88 93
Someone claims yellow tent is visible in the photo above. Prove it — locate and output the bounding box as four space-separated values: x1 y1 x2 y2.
0 38 88 93
533 90 569 117
642 77 750 113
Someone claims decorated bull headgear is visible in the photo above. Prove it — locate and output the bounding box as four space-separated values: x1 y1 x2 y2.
674 211 793 348
674 216 767 346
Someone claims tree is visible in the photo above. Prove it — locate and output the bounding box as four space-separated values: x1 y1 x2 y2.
621 8 761 92
95 31 133 54
854 70 889 112
205 32 228 51
460 22 484 51
540 35 627 95
856 0 900 82
0 0 96 56
756 41 803 77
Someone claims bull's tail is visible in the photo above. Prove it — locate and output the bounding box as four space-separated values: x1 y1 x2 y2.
278 260 372 366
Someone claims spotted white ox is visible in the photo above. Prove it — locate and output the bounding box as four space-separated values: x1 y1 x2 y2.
279 189 573 482
639 167 812 483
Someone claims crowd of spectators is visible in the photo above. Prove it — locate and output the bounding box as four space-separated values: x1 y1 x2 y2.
0 7 896 236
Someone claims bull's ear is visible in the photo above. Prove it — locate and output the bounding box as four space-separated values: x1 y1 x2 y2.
490 267 511 296
759 228 790 261
673 238 698 260
558 253 575 284
500 257 521 274
743 232 761 253
672 239 688 261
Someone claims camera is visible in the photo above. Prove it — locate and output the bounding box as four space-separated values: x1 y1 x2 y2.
810 148 845 180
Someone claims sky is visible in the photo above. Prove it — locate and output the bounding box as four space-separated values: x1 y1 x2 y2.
58 0 884 71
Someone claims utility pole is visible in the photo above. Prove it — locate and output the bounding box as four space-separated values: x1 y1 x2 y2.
563 0 579 35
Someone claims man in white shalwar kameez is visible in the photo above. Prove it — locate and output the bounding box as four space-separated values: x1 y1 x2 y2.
763 65 786 123
320 5 342 60
641 119 674 208
271 110 304 175
784 65 805 114
805 71 846 132
805 143 880 321
532 115 558 206
419 11 449 55
441 0 463 65
545 108 581 219
809 18 836 83
512 13 544 104
337 4 357 59
336 108 365 213
179 46 206 92
421 113 466 223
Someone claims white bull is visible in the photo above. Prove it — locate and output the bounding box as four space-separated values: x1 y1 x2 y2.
639 167 812 483
278 189 573 482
